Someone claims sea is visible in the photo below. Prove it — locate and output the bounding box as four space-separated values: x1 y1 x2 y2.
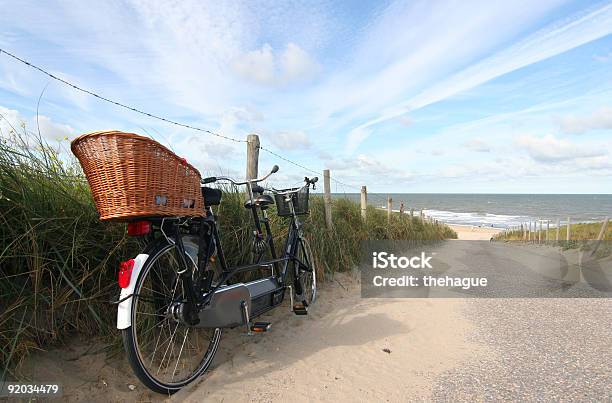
332 193 612 229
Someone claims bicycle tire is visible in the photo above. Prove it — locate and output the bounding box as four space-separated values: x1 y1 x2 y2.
294 238 317 306
122 240 222 394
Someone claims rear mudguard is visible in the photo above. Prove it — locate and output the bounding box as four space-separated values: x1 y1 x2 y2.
116 254 149 329
116 237 201 330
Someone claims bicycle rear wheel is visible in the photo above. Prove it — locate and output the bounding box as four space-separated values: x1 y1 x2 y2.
122 241 221 394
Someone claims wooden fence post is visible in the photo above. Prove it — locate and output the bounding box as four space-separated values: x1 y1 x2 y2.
566 216 571 241
591 217 609 256
360 186 367 220
538 220 542 244
528 221 531 242
556 218 560 243
546 220 550 243
596 216 609 242
323 169 333 229
399 202 405 216
410 208 414 218
246 134 260 180
387 197 393 221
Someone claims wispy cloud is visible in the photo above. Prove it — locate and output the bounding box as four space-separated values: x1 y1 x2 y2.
515 133 605 162
267 130 311 150
558 106 612 134
231 43 320 86
464 138 491 153
346 2 612 151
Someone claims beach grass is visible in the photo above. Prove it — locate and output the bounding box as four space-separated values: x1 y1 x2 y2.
0 127 455 379
497 221 611 243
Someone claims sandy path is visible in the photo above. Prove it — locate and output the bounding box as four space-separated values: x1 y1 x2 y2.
448 224 502 240
174 274 485 402
19 274 484 402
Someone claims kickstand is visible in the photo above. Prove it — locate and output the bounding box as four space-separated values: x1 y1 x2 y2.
241 301 252 336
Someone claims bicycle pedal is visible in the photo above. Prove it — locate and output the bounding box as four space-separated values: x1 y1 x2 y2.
292 303 308 315
250 322 271 333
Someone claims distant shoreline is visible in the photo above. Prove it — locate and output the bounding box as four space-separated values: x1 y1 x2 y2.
359 193 611 229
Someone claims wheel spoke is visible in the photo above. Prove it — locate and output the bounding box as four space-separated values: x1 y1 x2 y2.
127 242 221 389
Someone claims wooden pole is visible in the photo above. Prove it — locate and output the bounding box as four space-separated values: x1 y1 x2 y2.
387 197 393 221
546 220 550 243
591 217 609 256
538 220 542 244
323 169 333 229
528 221 531 242
410 208 414 218
595 216 609 242
246 134 260 180
556 218 560 243
399 202 405 216
566 216 571 241
360 186 367 220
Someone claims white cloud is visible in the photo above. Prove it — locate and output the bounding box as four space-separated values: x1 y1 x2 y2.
231 43 320 86
0 106 23 135
0 105 74 140
396 113 412 127
268 130 311 150
464 138 491 152
36 115 75 140
346 126 372 154
558 106 612 134
593 51 612 62
515 134 605 162
281 43 321 82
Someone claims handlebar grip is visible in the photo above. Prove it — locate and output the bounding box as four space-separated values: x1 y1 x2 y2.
201 177 217 184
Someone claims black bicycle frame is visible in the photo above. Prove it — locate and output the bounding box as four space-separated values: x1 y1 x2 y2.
183 199 309 308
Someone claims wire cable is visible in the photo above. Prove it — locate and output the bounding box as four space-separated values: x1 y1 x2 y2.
1 47 377 194
0 47 245 144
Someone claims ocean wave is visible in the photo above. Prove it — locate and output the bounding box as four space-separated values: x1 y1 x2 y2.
422 209 527 228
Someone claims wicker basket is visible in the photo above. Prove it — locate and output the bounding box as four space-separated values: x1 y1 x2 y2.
71 131 204 221
274 186 309 217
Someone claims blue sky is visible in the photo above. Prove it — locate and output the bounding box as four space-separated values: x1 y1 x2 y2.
1 0 611 193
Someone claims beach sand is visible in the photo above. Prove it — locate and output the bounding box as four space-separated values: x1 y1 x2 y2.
20 273 485 402
448 224 503 240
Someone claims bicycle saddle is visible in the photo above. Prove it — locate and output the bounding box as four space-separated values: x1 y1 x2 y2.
201 187 222 206
243 194 275 210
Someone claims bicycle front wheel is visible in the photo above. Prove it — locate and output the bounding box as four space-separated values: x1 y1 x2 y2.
122 241 221 394
294 238 317 306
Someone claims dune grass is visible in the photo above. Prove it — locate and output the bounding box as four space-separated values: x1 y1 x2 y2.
496 221 611 243
0 127 455 379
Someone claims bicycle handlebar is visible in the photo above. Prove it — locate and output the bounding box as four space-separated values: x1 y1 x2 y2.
267 176 319 195
201 165 279 186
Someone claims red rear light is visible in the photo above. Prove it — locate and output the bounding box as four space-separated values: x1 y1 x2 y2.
127 221 151 236
118 259 135 288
